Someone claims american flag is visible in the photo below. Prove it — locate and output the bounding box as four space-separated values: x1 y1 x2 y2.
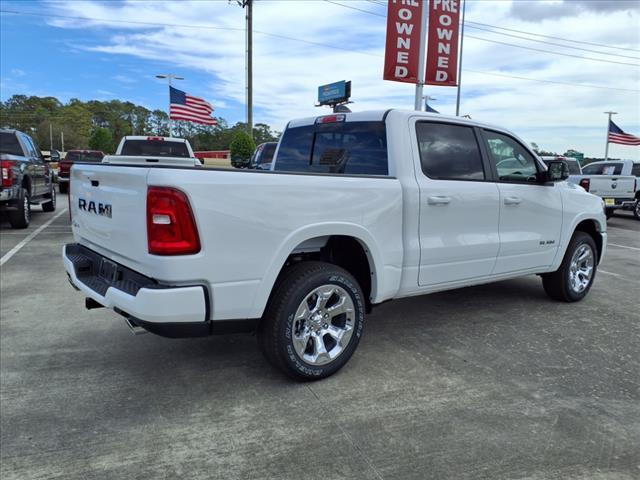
170 86 217 126
608 120 640 146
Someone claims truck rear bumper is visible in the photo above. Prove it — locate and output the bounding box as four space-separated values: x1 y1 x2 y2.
63 243 209 334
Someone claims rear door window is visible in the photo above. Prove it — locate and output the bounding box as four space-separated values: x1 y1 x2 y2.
416 122 485 181
630 163 640 176
274 121 388 175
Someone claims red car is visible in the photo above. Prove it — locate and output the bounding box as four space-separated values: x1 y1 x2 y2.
58 150 104 193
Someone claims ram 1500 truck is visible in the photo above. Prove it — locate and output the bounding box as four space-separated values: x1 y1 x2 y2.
576 159 639 219
63 110 607 380
1 128 56 228
102 136 201 167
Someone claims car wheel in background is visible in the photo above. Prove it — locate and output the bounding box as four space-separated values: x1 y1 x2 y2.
258 261 365 381
542 231 597 302
42 185 56 212
8 187 31 229
605 209 613 220
634 200 640 220
59 183 68 194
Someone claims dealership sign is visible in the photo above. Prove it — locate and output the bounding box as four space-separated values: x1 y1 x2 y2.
383 0 425 84
425 0 461 86
318 80 351 106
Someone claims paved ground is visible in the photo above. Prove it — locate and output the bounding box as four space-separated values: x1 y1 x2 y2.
1 196 639 480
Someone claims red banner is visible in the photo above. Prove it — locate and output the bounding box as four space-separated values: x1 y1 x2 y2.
425 0 461 86
384 0 424 84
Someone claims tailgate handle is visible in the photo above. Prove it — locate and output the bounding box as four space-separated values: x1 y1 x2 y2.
91 180 99 187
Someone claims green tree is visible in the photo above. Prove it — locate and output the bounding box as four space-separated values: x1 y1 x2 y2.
229 130 255 167
89 127 115 153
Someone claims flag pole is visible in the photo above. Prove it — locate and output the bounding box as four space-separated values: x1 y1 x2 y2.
603 111 617 161
414 0 428 111
455 0 466 116
156 73 184 137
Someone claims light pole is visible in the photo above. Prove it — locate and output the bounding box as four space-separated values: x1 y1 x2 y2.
603 111 617 161
236 0 253 137
156 73 184 137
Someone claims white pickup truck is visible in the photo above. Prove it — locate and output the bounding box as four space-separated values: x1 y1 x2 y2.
103 136 201 167
63 110 607 380
576 159 639 219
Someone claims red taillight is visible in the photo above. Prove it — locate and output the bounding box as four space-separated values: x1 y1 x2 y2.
1 160 16 187
59 161 71 173
579 178 590 192
147 187 200 255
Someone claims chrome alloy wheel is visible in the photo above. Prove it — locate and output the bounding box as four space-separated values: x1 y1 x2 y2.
291 284 355 366
569 243 594 294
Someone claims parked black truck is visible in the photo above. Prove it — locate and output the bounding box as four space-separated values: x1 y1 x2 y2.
0 128 56 228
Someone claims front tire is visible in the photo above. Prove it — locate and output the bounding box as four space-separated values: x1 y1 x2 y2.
8 187 31 229
634 199 640 221
542 232 597 302
258 261 365 381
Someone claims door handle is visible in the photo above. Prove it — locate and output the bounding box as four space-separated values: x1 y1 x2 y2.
427 195 451 205
504 196 522 205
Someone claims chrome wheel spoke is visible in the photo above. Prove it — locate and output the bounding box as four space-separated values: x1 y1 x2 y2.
292 284 356 367
569 243 595 293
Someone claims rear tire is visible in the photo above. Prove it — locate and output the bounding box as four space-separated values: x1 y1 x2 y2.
42 185 56 212
58 183 68 194
8 187 30 229
605 209 613 220
258 261 365 381
634 199 640 221
542 232 597 302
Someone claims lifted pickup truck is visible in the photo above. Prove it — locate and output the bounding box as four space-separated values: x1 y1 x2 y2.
576 159 639 219
102 136 201 167
1 128 56 228
63 110 607 380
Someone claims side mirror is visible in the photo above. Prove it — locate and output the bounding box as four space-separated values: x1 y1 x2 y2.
545 160 569 182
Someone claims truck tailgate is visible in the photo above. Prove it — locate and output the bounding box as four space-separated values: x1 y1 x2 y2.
71 163 150 270
588 176 635 198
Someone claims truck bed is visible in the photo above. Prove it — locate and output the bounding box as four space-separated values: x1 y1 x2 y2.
69 162 404 321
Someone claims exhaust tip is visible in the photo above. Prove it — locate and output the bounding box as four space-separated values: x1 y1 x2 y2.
123 316 148 336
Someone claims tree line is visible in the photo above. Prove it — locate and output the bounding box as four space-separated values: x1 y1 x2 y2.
0 95 280 154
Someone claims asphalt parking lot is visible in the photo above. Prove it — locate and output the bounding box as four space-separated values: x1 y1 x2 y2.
1 197 639 480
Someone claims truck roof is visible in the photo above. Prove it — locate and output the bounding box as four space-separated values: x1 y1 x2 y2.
287 109 507 132
120 136 190 143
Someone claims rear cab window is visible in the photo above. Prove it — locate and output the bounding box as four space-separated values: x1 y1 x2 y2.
121 140 190 158
274 120 388 176
582 163 623 175
0 132 22 156
66 151 105 162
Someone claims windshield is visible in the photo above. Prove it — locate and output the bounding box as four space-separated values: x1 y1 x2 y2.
120 140 190 157
582 162 623 175
0 132 22 156
65 151 104 162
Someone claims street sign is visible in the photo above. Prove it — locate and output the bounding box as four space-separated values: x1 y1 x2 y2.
318 81 351 106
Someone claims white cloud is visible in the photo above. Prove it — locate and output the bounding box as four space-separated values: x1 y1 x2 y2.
43 0 640 158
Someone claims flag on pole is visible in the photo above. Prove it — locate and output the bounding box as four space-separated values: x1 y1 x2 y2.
608 120 640 146
169 87 217 126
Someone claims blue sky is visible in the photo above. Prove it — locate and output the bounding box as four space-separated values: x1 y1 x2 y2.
1 0 639 158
